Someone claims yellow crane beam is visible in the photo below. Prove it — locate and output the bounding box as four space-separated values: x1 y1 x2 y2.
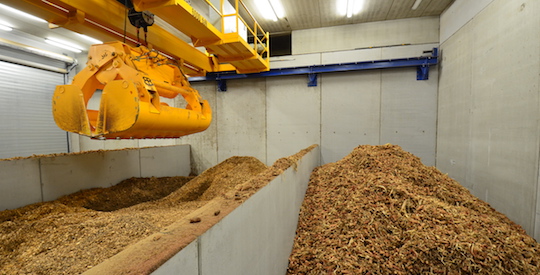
1 0 238 75
3 0 270 139
132 0 269 73
133 0 222 45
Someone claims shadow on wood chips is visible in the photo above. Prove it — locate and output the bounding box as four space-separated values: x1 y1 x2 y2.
0 156 267 274
287 144 540 274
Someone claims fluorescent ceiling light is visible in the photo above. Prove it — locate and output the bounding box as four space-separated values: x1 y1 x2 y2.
347 0 354 18
47 37 84 50
34 48 74 62
412 0 423 10
0 24 12 31
0 20 13 31
269 0 285 19
337 0 364 18
76 33 103 44
259 1 277 21
45 37 83 53
0 4 46 23
259 0 284 21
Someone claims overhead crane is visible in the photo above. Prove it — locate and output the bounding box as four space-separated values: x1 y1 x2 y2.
3 0 269 138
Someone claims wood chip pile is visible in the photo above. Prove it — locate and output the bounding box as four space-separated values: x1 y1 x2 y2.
0 156 266 274
287 144 540 274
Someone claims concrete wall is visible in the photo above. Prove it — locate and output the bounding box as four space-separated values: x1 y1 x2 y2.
321 66 438 165
0 145 190 210
266 76 321 165
72 17 439 173
185 44 438 169
216 78 267 162
437 0 540 238
292 16 439 54
150 146 320 275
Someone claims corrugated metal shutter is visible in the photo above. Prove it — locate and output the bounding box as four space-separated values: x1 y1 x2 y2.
0 61 68 159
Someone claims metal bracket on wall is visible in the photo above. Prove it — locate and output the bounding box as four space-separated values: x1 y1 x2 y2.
416 48 438 81
417 65 429 81
217 79 227 92
191 48 439 88
307 73 318 87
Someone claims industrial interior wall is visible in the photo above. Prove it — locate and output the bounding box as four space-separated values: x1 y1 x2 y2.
0 30 80 159
183 64 438 173
174 16 440 173
436 0 540 238
0 145 190 210
291 16 439 55
74 17 439 174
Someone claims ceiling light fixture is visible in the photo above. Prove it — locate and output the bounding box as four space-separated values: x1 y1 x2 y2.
0 20 13 31
0 24 12 32
411 0 423 10
338 0 364 18
259 0 284 22
0 3 47 23
258 1 276 21
76 33 103 44
45 37 83 53
347 0 355 18
269 0 285 19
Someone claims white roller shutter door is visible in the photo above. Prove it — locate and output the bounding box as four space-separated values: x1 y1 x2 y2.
0 61 68 159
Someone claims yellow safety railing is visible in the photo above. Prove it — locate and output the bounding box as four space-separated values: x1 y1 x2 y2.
200 0 270 62
236 0 269 59
202 0 221 17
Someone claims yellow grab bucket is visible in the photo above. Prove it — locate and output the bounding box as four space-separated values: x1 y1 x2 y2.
52 41 212 139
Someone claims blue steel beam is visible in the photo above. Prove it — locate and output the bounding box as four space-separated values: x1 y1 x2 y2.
189 50 438 90
191 57 437 81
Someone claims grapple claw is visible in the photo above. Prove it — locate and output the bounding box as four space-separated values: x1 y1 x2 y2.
52 41 211 139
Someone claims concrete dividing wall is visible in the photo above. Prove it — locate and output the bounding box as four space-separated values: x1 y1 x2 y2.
437 0 540 238
40 149 141 202
0 158 42 210
0 145 190 210
150 146 320 275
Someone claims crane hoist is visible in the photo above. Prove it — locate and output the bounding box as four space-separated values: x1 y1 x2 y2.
7 0 270 139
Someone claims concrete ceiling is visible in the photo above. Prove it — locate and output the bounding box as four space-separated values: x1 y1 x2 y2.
241 0 455 34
